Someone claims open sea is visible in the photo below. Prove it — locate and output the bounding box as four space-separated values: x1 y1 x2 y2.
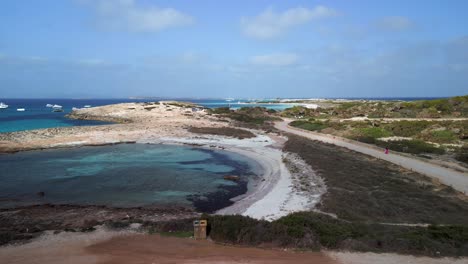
0 97 442 133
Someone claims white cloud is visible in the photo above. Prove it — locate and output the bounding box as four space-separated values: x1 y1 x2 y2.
250 53 299 66
241 6 337 39
377 16 414 32
80 0 193 32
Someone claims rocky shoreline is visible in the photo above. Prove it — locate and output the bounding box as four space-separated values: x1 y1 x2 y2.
0 204 198 246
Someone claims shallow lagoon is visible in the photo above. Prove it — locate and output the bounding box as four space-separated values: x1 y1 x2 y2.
0 144 260 212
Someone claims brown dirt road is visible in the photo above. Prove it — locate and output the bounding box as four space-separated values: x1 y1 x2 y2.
0 231 337 264
88 234 337 264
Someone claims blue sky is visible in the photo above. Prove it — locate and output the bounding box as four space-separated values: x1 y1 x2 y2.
1 0 467 98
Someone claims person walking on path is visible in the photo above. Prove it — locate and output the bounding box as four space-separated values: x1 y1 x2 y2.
385 147 389 154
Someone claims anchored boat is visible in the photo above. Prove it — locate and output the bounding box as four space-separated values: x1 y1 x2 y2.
52 104 63 112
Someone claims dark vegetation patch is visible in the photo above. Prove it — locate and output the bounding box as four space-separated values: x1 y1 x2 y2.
144 106 157 111
382 121 432 137
289 120 327 131
188 127 255 139
375 139 445 155
208 107 281 130
199 212 468 257
165 102 197 108
283 134 468 224
66 113 131 124
455 146 468 165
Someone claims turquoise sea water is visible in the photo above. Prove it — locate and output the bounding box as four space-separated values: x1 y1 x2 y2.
0 144 260 212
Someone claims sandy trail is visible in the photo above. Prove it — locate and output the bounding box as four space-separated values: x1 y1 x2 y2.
275 120 468 194
0 230 337 264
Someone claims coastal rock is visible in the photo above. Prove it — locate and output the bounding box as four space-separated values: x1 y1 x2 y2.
223 175 240 182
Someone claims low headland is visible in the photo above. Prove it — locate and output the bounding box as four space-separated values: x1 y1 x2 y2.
1 97 467 263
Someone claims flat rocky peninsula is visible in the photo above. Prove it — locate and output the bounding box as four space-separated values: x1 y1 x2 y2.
0 101 229 152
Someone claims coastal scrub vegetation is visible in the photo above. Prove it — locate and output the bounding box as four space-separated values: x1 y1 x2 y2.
188 126 255 139
374 139 445 155
208 106 281 129
198 212 468 257
283 134 468 224
288 119 465 160
455 146 468 164
289 120 327 131
281 95 468 119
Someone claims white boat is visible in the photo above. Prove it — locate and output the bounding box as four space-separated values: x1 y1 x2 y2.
84 105 91 108
0 102 8 109
52 104 62 111
17 108 25 112
225 98 234 102
51 104 63 112
46 104 53 107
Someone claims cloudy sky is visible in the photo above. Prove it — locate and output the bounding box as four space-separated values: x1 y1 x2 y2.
1 0 467 98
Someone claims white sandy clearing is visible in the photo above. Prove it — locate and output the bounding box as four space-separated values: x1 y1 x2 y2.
146 133 323 221
326 251 468 264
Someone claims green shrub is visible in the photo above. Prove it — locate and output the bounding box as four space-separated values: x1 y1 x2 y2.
352 127 392 143
428 130 457 144
198 212 468 256
357 127 393 138
290 121 327 131
375 139 445 154
275 212 366 248
383 121 431 137
209 107 232 114
455 146 468 165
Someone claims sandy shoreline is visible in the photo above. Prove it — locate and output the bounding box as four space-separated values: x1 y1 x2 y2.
137 132 321 221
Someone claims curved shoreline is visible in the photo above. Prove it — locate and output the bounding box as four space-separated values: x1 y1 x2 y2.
1 133 317 221
152 134 319 221
0 102 321 221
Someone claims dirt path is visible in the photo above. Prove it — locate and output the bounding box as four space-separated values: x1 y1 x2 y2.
0 230 337 264
275 120 468 194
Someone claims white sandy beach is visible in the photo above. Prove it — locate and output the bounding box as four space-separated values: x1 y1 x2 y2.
149 132 325 221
